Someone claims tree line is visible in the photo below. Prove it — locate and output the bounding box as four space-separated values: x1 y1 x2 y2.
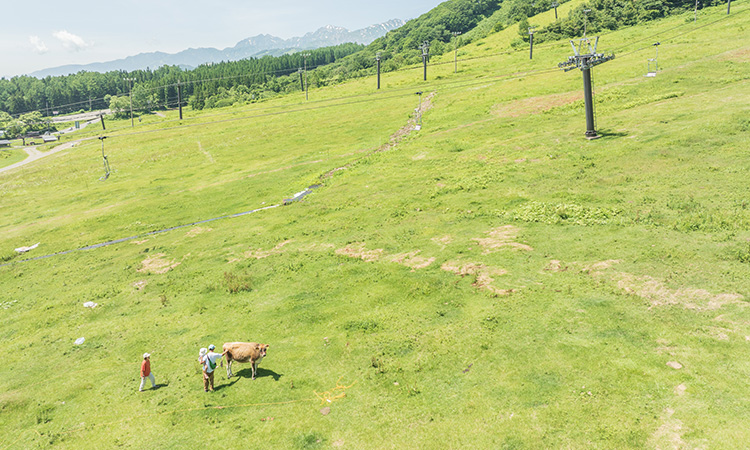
0 43 363 122
0 0 719 136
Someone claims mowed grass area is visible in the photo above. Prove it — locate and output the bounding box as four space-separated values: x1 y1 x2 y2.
0 147 28 169
2 4 750 449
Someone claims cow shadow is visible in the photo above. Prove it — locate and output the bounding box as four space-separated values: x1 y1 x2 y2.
235 367 282 381
215 377 239 391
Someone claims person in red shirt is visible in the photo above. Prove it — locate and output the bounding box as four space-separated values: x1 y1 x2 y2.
139 353 156 392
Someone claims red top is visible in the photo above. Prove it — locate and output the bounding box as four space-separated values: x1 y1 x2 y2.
141 359 151 377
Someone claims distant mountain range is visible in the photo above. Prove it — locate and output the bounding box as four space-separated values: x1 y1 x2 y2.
30 19 405 78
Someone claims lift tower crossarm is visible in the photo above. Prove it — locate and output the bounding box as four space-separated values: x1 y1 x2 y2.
558 37 615 139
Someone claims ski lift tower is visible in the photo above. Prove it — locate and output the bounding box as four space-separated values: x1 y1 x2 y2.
98 136 111 181
420 41 430 81
646 42 660 77
558 36 615 139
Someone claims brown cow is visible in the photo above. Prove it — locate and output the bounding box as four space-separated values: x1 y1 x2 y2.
222 342 269 380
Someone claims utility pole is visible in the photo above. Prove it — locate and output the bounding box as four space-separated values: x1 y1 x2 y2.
420 41 430 81
552 2 559 20
302 53 311 100
298 68 304 91
558 36 615 139
123 77 135 128
452 31 462 73
177 80 183 120
376 53 381 90
728 0 731 14
528 27 536 59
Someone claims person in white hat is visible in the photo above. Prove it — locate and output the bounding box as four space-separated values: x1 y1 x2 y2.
202 344 224 392
139 353 156 392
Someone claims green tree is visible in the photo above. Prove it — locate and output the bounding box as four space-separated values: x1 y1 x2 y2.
107 95 131 119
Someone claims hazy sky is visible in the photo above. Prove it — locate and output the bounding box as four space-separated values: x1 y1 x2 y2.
1 0 445 78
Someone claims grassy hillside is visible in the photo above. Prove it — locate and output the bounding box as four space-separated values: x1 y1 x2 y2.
2 3 750 449
0 148 27 169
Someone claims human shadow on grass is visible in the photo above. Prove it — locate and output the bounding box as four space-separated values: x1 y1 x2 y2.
233 367 283 381
152 383 168 390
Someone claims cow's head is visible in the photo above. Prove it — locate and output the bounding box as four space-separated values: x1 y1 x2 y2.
256 343 269 358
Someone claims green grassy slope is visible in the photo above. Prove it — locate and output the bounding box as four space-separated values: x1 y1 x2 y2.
1 3 750 449
0 148 27 169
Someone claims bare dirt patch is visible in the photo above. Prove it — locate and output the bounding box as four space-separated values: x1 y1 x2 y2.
492 91 581 118
720 48 750 62
296 243 336 252
336 244 435 271
335 243 384 263
133 280 148 291
441 260 511 295
245 240 294 259
674 384 687 396
614 272 744 311
186 227 212 238
431 235 453 249
577 260 744 311
692 326 732 341
666 361 683 370
647 408 687 450
131 240 149 245
388 251 435 270
473 225 533 254
580 260 622 274
545 260 568 272
137 253 181 274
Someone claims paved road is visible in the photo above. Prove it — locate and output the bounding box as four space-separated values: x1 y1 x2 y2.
0 140 81 175
51 109 111 124
0 117 101 175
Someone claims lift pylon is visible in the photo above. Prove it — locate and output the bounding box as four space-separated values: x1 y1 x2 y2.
558 36 615 139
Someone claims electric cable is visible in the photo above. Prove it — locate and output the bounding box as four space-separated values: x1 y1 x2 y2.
5 3 744 120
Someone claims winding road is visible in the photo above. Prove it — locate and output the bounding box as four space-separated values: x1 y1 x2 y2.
0 117 101 175
0 141 81 175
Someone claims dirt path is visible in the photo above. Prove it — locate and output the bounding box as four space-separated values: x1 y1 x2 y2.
0 140 80 175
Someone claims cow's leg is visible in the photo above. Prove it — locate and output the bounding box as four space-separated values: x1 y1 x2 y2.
252 361 257 380
224 351 233 378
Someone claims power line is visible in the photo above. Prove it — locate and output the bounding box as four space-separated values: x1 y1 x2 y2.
98 67 562 142
4 3 746 122
69 0 748 143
